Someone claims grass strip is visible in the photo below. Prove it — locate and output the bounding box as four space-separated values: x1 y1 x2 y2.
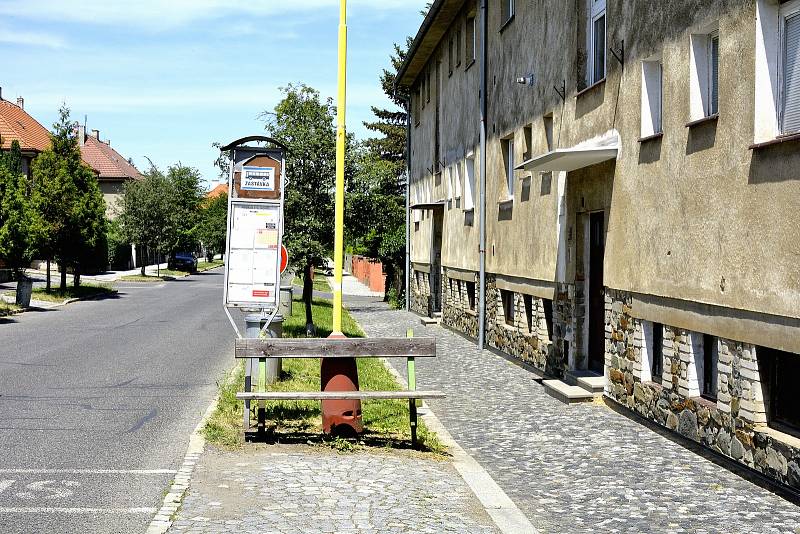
204 295 443 453
0 301 20 317
4 283 117 303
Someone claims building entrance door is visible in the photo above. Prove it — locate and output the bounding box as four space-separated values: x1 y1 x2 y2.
588 211 606 373
431 209 443 314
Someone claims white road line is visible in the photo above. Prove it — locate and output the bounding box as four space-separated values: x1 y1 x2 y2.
0 507 157 514
0 469 176 475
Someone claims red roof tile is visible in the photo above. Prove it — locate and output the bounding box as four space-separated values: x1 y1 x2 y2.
206 183 229 199
80 134 142 181
0 99 51 152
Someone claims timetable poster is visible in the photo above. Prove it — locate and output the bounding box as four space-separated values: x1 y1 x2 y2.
226 202 282 307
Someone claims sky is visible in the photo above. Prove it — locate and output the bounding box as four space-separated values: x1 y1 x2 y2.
0 0 428 188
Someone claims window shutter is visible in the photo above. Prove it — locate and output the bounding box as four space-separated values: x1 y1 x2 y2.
783 13 800 134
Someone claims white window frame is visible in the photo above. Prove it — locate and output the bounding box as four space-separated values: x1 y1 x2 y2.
754 0 800 142
641 57 663 137
689 26 720 121
588 0 607 85
779 0 800 134
464 155 476 211
503 137 515 199
446 166 454 201
708 31 720 116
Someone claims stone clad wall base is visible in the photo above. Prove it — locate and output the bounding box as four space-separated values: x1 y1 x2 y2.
410 268 432 317
441 271 479 338
605 288 800 490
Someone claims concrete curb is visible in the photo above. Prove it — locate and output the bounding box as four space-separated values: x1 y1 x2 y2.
378 358 539 534
144 390 221 534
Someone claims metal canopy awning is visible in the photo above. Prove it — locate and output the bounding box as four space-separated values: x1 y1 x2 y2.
516 146 618 173
410 201 446 210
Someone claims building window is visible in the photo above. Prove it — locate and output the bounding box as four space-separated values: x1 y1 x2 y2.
781 4 800 134
502 137 515 199
426 68 432 103
414 86 421 126
690 29 720 121
523 294 534 332
456 27 462 67
466 280 476 311
466 16 477 65
448 35 454 76
701 334 718 400
641 58 663 138
588 0 607 85
501 0 515 25
542 298 554 341
500 289 515 326
642 321 663 384
759 346 800 437
464 156 476 211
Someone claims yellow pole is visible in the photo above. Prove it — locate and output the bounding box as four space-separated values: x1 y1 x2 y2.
332 0 347 335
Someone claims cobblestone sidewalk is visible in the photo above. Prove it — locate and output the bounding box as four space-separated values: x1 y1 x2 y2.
345 296 800 534
167 446 498 534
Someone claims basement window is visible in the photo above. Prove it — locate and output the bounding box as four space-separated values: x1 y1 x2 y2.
500 289 515 327
466 280 476 311
758 346 800 437
523 294 534 333
641 321 664 384
693 333 718 401
542 298 554 341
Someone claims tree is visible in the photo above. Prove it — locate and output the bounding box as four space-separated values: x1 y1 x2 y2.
262 84 345 332
197 192 227 261
0 142 38 301
166 163 204 252
117 167 177 276
31 105 106 290
348 40 412 303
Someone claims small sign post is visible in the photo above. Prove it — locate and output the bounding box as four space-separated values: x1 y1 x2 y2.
220 136 289 339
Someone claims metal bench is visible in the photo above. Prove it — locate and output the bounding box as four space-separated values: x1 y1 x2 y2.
234 335 444 446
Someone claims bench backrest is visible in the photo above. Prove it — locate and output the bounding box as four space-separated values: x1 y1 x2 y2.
235 337 436 359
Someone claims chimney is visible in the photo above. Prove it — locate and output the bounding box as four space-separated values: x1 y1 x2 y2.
91 129 100 140
78 125 86 147
0 87 3 100
105 140 110 146
16 97 23 109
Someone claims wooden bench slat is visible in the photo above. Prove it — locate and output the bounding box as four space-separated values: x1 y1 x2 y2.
236 390 446 401
235 338 436 359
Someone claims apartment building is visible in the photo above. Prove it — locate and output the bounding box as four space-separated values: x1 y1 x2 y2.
398 0 800 491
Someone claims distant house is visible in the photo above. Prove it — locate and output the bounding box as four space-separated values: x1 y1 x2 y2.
0 92 51 178
77 125 142 219
206 183 228 200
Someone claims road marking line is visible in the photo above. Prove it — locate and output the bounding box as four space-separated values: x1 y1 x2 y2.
0 507 157 514
0 469 176 475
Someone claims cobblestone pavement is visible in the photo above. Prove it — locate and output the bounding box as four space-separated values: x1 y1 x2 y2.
168 446 498 534
346 296 800 534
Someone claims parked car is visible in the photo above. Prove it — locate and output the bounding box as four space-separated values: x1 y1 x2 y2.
168 252 198 272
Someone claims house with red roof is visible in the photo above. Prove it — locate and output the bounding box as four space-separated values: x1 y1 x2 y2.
0 91 51 178
206 182 228 200
77 125 143 219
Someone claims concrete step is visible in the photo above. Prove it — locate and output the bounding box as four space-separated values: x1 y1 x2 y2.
420 316 441 326
542 379 597 404
577 375 606 394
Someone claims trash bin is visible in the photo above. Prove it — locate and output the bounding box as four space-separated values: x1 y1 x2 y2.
245 314 284 385
15 276 33 308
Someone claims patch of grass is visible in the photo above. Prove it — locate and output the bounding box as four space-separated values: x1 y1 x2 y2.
292 269 331 293
197 260 225 272
118 270 188 282
203 295 443 453
22 283 116 303
0 301 20 317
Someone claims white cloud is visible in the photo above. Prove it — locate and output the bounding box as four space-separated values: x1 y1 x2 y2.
0 0 428 31
0 25 66 48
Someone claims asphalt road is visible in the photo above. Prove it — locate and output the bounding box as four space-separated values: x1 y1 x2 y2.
0 269 236 533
